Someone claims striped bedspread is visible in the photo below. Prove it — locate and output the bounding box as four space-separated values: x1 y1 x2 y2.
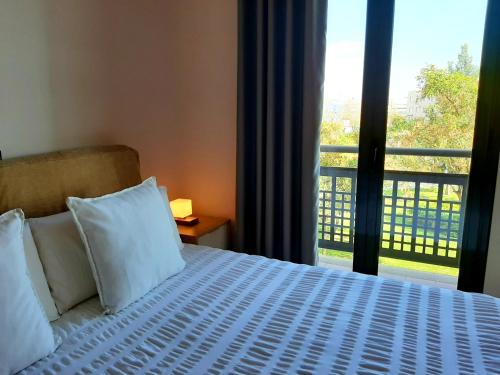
22 245 500 374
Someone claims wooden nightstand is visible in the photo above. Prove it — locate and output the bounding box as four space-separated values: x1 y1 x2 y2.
177 216 230 249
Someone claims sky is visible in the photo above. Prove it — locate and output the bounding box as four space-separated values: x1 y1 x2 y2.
324 0 489 104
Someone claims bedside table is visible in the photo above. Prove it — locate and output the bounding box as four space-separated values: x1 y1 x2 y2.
177 216 230 249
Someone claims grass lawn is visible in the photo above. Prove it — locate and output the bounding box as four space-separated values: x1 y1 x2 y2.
318 248 459 277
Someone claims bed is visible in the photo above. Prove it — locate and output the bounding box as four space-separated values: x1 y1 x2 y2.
2 146 499 374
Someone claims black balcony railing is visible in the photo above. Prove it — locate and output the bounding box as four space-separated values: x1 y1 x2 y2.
318 146 470 268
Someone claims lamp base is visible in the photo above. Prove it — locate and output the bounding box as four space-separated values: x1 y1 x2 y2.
175 216 199 226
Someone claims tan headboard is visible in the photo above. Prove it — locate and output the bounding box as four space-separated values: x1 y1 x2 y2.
0 145 142 218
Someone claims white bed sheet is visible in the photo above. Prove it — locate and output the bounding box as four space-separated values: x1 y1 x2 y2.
21 245 500 374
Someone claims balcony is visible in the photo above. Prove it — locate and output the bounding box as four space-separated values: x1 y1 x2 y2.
318 145 470 288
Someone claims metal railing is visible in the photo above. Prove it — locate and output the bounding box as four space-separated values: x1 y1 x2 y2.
318 146 470 267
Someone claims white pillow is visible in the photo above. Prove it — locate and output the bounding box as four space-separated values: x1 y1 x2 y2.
67 177 186 314
0 209 58 374
29 212 97 314
23 223 59 321
158 185 183 249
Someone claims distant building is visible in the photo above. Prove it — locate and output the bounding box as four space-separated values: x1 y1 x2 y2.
406 90 433 119
342 119 353 133
388 100 407 117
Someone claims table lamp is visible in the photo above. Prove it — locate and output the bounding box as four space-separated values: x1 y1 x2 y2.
170 198 199 225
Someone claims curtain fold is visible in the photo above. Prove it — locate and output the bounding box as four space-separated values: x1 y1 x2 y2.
236 0 328 265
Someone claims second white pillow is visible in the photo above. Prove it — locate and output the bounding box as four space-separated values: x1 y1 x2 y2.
67 177 186 314
29 212 97 314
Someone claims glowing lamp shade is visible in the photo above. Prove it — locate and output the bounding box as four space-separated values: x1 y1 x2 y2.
170 198 192 218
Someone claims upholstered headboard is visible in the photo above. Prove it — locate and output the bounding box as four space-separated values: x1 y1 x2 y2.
0 145 142 218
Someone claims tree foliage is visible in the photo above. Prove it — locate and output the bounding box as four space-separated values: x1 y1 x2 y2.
320 44 479 177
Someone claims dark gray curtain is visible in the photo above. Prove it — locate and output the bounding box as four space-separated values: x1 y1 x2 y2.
236 0 328 265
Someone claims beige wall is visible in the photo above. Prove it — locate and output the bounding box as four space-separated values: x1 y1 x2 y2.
0 1 56 157
0 0 237 221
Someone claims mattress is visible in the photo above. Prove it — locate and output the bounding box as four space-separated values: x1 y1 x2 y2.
21 245 500 374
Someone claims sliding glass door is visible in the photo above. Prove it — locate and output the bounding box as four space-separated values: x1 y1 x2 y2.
318 0 367 272
320 0 500 292
377 0 488 289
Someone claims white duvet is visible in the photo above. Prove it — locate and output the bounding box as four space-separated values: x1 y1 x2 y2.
21 245 500 374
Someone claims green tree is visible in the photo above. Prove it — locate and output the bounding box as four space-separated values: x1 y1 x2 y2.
320 44 480 198
320 119 359 169
385 44 479 177
448 44 477 77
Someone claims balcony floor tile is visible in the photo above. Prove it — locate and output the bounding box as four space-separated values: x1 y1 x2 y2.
318 255 457 290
